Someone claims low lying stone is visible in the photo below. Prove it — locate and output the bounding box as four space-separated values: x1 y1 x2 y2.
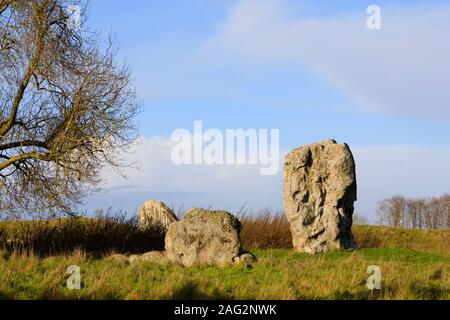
140 251 169 264
128 254 141 263
109 253 128 262
126 251 169 264
233 253 257 266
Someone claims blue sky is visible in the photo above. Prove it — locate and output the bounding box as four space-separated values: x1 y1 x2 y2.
83 0 450 222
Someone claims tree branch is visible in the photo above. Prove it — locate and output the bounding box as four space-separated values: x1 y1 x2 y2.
0 140 48 151
0 151 52 171
0 0 14 16
0 2 49 138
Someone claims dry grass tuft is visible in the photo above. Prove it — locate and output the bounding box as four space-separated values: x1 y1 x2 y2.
0 212 165 257
239 209 292 249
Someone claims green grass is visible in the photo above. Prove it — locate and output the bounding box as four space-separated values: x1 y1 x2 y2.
0 247 448 300
0 218 449 300
353 225 450 254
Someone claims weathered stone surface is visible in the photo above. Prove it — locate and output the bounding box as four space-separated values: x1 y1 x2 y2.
127 251 169 264
283 139 357 254
138 200 178 232
165 208 242 266
109 253 128 262
140 251 169 264
233 253 257 266
128 254 141 263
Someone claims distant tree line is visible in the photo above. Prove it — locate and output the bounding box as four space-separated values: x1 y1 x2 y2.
376 194 450 230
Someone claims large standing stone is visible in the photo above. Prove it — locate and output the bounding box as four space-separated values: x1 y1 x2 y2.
138 200 178 232
165 208 242 266
283 139 357 253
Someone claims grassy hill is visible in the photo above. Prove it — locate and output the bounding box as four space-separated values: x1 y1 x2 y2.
352 225 450 254
0 218 448 300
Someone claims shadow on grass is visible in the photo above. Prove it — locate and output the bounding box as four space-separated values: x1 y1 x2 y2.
328 289 383 300
164 280 231 300
354 232 382 249
0 290 14 300
315 282 449 300
410 281 450 300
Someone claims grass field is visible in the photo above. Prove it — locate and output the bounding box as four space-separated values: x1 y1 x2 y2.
0 217 449 300
0 247 448 300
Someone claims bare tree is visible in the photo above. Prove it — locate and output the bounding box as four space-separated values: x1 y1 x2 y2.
443 194 450 229
405 198 425 229
353 212 369 225
0 0 140 217
376 195 406 227
377 194 449 230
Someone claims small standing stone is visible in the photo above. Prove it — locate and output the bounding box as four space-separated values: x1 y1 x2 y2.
138 200 178 232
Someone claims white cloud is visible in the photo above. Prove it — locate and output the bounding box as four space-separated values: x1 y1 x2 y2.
87 136 283 215
201 0 450 120
86 136 450 223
